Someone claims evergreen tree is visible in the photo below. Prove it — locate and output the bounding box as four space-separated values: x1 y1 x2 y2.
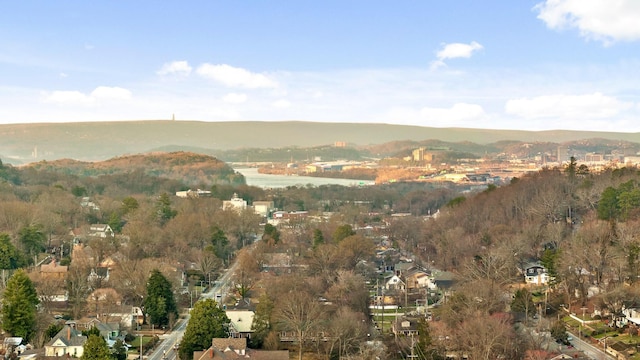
416 318 444 360
145 269 178 327
540 248 560 285
121 196 139 214
262 223 280 245
156 193 177 226
598 186 620 221
107 212 123 234
2 269 39 341
312 228 324 248
82 326 101 338
71 185 87 197
333 224 355 243
18 224 46 260
250 294 275 348
81 334 111 360
46 323 63 341
208 225 229 260
179 299 229 360
112 339 128 360
0 233 26 270
565 156 577 180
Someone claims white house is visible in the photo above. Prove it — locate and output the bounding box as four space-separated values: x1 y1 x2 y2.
623 307 640 326
176 189 212 198
89 224 114 238
225 310 255 339
223 193 247 212
385 274 406 291
44 325 87 357
523 263 550 285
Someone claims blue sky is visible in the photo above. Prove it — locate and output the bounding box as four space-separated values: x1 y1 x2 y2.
1 0 640 131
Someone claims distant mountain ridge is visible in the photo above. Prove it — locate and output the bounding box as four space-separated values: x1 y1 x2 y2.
1 120 639 164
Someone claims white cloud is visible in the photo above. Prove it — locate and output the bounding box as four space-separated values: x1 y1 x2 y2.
59 72 68 78
431 41 483 69
272 99 291 108
157 61 192 76
222 93 247 104
43 86 132 105
535 0 640 44
419 103 486 123
505 92 633 119
91 86 132 100
43 90 93 105
196 64 278 88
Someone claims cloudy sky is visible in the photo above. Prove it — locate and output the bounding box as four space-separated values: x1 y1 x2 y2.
1 0 640 131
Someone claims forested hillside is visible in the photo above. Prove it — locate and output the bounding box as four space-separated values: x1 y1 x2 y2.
25 151 244 187
384 162 640 357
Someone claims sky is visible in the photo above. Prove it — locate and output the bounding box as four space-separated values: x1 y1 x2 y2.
1 1 640 132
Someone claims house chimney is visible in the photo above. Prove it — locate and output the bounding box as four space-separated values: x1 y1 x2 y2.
209 348 213 358
67 326 71 341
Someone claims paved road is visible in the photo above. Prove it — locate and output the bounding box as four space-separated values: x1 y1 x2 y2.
146 259 239 360
566 330 615 360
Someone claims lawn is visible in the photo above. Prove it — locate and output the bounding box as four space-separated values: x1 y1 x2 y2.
129 336 155 354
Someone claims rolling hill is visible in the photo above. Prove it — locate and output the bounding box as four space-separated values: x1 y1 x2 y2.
1 120 639 164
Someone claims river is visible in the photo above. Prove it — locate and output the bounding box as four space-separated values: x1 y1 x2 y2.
234 167 375 188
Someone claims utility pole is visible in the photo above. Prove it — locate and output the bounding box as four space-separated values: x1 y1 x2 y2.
410 333 416 359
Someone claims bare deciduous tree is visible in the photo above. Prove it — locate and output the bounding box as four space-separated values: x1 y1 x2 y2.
275 291 325 360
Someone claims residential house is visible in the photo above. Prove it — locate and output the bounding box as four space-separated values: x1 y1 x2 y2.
40 259 68 280
86 288 123 320
268 211 308 226
225 310 255 339
80 197 100 211
176 189 212 198
132 306 145 326
193 337 288 360
40 288 68 304
72 243 96 267
89 224 114 238
522 262 550 286
76 317 102 330
431 270 456 290
88 266 110 286
385 274 406 291
394 261 415 277
44 324 87 358
94 322 123 347
404 269 432 291
392 318 419 338
623 307 640 326
260 252 295 274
